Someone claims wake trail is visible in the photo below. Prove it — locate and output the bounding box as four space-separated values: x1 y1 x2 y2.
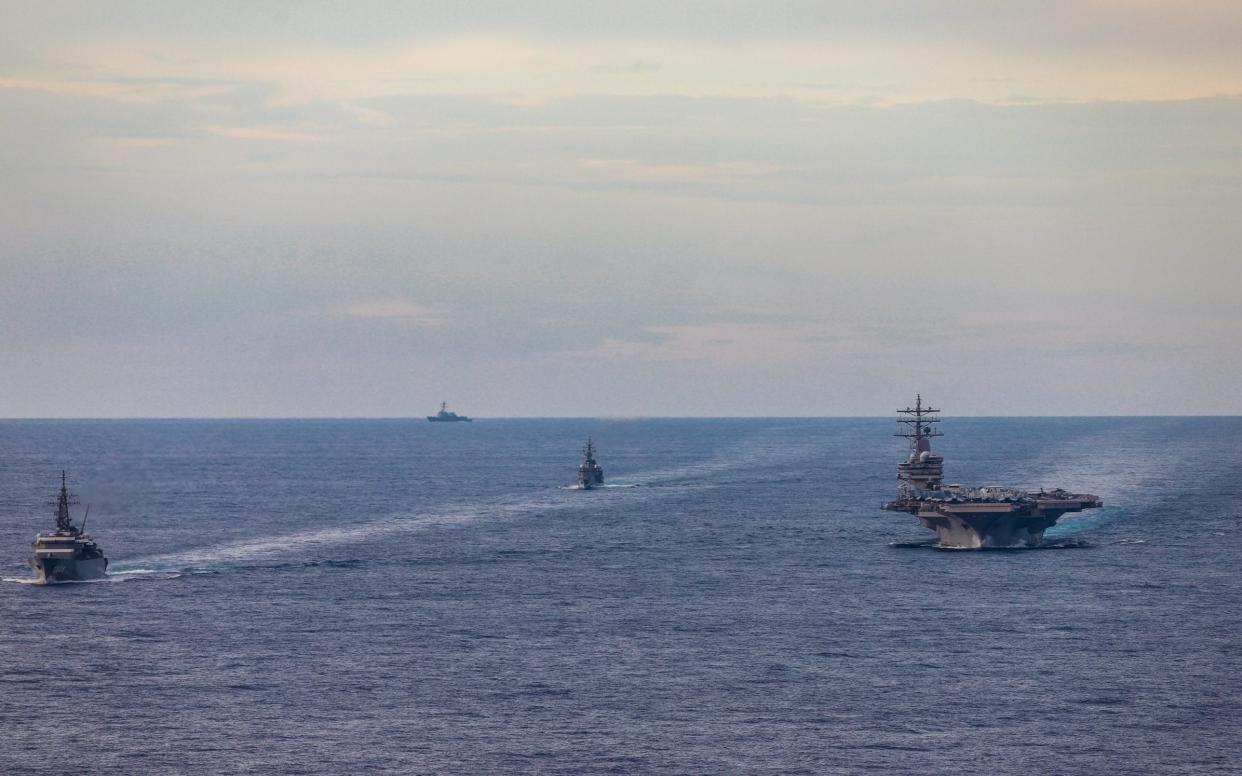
1 572 177 585
1045 505 1132 539
112 495 567 575
53 424 818 579
1025 420 1231 539
619 428 828 486
110 435 791 576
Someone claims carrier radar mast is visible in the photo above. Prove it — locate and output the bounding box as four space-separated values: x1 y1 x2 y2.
894 394 942 452
894 395 944 491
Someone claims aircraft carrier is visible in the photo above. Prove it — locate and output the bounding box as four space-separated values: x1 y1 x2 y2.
882 396 1102 548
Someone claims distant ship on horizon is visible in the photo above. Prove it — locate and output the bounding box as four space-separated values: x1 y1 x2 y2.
882 395 1102 549
427 401 472 422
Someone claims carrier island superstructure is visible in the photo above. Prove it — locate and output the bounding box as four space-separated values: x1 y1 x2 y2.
882 396 1102 548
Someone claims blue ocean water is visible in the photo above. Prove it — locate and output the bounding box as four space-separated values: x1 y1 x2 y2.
1 417 1239 775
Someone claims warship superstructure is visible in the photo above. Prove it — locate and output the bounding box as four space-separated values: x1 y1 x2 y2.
576 438 605 489
29 472 108 583
427 402 471 422
882 396 1102 548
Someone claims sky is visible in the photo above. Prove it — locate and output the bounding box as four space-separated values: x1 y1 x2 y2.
1 1 1240 417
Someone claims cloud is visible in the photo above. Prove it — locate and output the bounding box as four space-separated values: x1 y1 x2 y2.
0 75 237 103
341 103 396 127
579 158 784 184
589 60 662 75
203 124 327 142
10 21 1242 113
2 6 1241 415
333 299 448 324
98 136 181 148
568 322 849 365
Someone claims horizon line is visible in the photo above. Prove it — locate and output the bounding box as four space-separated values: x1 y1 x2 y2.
1 414 1239 421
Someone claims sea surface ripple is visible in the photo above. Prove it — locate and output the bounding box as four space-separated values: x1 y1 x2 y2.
1 418 1239 774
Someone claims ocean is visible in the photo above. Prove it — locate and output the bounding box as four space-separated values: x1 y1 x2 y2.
1 417 1239 774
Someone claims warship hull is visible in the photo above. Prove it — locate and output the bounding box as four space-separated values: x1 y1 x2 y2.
576 474 604 490
30 556 108 584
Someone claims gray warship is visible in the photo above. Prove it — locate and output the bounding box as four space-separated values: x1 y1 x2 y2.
882 396 1102 548
29 472 108 583
576 438 605 489
427 402 471 422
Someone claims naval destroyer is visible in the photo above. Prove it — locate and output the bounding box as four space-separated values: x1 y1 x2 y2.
882 396 1102 548
576 438 605 489
29 472 108 583
427 402 471 422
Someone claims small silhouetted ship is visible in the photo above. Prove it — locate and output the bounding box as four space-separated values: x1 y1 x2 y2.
576 438 605 489
882 396 1102 549
427 402 472 422
30 472 108 584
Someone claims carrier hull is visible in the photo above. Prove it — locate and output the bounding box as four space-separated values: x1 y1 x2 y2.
888 493 1102 548
917 509 1064 548
919 512 1051 548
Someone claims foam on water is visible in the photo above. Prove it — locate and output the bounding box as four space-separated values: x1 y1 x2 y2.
114 501 535 573
1 575 124 585
1045 505 1132 538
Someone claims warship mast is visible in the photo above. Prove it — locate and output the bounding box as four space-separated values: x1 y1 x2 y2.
54 470 79 533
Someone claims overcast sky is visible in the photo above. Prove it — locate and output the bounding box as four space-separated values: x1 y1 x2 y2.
2 1 1240 416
